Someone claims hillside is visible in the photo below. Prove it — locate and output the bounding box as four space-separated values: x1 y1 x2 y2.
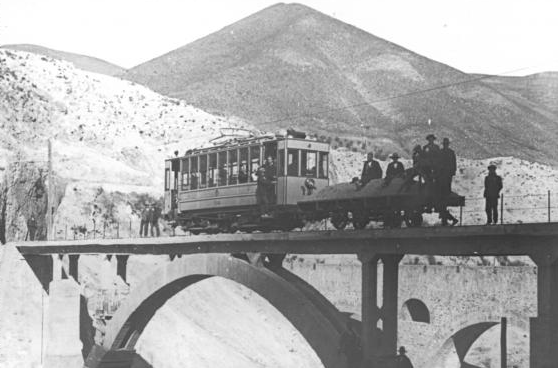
0 48 250 241
1 44 125 76
479 72 558 115
123 2 558 166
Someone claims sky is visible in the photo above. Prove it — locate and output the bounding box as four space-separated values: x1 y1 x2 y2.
1 0 557 75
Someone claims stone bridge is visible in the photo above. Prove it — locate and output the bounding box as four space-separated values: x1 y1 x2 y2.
13 223 558 368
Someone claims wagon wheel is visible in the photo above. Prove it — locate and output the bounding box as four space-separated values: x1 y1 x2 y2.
331 211 349 230
385 211 403 228
351 211 369 230
404 211 423 227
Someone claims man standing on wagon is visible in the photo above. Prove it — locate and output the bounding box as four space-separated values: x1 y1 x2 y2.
361 152 382 185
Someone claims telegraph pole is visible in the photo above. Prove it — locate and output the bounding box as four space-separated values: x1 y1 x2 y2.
46 140 54 240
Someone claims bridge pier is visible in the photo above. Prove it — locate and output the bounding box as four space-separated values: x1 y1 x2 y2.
44 278 83 368
360 253 403 368
530 253 558 368
116 255 129 283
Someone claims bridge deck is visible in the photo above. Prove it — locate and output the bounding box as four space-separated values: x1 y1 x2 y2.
13 222 558 257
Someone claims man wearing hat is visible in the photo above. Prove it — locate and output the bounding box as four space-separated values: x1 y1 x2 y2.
437 138 459 226
395 346 414 368
422 134 440 182
484 164 503 224
384 152 405 187
360 152 382 185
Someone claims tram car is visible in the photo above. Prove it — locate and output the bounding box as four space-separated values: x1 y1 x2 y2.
163 131 465 233
163 130 330 233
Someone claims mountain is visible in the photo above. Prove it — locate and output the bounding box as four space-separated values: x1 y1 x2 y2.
479 72 558 116
122 3 558 166
1 44 125 76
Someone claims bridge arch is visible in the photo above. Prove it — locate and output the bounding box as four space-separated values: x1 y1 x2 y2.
425 311 529 368
90 254 345 368
401 298 430 323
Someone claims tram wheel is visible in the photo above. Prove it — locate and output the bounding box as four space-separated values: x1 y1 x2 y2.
351 211 369 230
331 212 349 230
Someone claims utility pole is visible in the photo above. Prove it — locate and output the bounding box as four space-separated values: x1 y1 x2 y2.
46 140 54 240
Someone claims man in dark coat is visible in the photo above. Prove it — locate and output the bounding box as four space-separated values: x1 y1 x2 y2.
384 153 405 187
140 207 149 237
437 138 458 226
484 164 503 224
395 346 414 368
361 152 382 185
263 156 277 206
422 134 440 182
438 138 457 196
256 165 271 217
27 215 37 241
149 204 161 236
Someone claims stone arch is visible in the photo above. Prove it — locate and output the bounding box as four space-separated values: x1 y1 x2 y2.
401 298 430 323
87 254 346 368
425 311 529 368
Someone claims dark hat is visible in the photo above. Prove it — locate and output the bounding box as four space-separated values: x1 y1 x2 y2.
426 134 436 140
442 137 450 144
488 164 497 170
389 152 400 159
399 346 406 353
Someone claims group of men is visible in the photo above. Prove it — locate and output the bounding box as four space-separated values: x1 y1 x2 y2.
360 134 459 226
140 203 161 237
359 133 504 225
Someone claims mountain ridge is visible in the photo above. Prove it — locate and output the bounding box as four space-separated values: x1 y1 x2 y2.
1 43 125 76
122 2 558 166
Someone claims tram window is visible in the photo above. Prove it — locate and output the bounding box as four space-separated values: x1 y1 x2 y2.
165 168 170 190
287 149 299 176
239 148 249 183
319 152 329 179
181 158 189 190
263 142 277 163
278 149 285 176
218 151 227 186
208 153 217 187
191 156 199 190
229 150 238 185
199 155 207 188
301 150 317 177
249 146 260 182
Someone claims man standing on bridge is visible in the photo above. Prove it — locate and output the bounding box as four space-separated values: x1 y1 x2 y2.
484 164 503 225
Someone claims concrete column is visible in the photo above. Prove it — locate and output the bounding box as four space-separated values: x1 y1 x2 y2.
530 253 558 368
44 279 83 368
69 255 79 281
53 254 64 280
380 254 403 367
360 253 381 365
116 255 129 283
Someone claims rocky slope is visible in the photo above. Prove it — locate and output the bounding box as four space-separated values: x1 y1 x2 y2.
0 48 249 241
122 3 558 166
2 44 125 76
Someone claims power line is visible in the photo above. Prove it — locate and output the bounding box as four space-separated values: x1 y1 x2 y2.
261 65 535 126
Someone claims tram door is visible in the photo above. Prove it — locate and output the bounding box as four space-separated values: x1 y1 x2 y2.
164 159 180 216
263 142 279 204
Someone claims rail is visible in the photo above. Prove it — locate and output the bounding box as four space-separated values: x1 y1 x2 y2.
32 191 558 241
